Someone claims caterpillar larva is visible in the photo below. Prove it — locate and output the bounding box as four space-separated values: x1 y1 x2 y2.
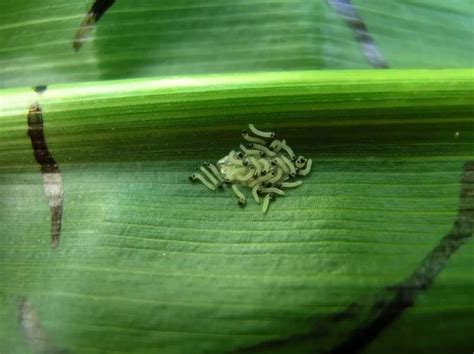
294 156 307 169
268 168 283 183
299 159 312 176
281 180 303 188
205 162 225 183
248 124 276 139
248 172 274 188
249 143 276 157
270 139 283 152
273 157 289 174
261 193 275 214
234 169 255 182
252 185 260 204
200 165 220 187
281 139 296 160
231 184 246 206
228 150 245 165
189 173 216 191
280 155 296 175
258 158 271 175
248 157 262 176
261 187 285 195
242 130 267 145
240 144 264 157
190 124 311 214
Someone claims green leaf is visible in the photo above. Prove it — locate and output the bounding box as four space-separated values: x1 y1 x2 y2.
1 0 474 352
1 0 473 88
1 69 473 353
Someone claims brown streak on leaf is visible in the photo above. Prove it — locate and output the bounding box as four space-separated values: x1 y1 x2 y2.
27 101 64 249
73 0 116 52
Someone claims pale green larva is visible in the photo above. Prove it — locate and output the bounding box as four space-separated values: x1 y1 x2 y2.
242 131 267 145
280 180 303 188
189 124 312 214
261 187 285 196
261 193 275 214
270 139 283 152
200 165 220 187
205 162 225 183
249 143 276 157
280 139 296 160
252 185 261 204
248 124 276 139
248 157 262 176
240 144 264 157
258 158 271 175
189 173 216 191
281 155 296 175
273 156 289 174
231 184 246 206
299 159 312 176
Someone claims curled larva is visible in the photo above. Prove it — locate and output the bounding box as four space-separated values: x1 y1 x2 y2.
231 184 246 206
280 180 303 188
298 158 312 176
261 193 275 214
189 173 216 191
281 139 296 160
294 156 307 169
240 144 264 157
252 185 260 204
204 162 225 183
270 139 283 152
228 150 244 166
249 124 276 139
268 168 282 183
234 169 254 182
242 130 267 145
200 165 220 187
249 143 276 157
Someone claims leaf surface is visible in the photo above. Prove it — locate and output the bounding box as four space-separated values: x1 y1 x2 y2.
1 69 473 353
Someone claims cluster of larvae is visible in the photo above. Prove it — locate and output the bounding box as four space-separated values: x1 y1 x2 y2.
189 124 312 214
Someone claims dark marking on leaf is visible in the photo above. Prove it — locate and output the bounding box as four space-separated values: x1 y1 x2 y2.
27 101 64 249
34 85 48 95
237 161 473 353
18 297 69 354
329 160 473 354
73 0 116 52
328 0 389 68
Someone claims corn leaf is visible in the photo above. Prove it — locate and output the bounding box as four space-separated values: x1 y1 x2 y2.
1 0 473 353
1 69 473 353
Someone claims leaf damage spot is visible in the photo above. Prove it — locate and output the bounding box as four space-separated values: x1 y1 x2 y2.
73 0 116 52
27 99 64 249
328 0 389 69
18 297 68 354
18 297 50 353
